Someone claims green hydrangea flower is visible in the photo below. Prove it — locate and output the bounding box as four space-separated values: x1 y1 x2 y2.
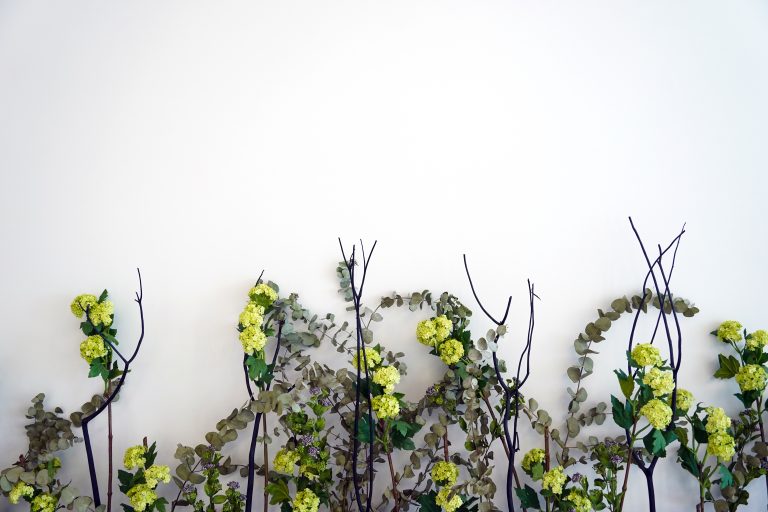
717 320 743 342
640 399 672 430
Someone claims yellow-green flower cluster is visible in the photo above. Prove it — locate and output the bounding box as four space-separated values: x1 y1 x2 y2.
70 294 98 317
273 449 300 474
675 389 694 412
31 494 57 512
292 488 320 512
438 339 464 366
371 394 400 419
351 347 382 371
431 461 459 486
88 300 114 327
542 466 567 495
8 482 34 504
124 445 147 470
747 330 768 351
707 431 736 463
735 364 767 392
144 465 171 487
126 484 158 512
640 399 673 430
642 368 675 397
80 335 108 363
566 491 593 512
631 343 662 367
416 315 452 347
372 365 400 394
239 303 265 328
705 407 731 434
240 325 267 355
704 406 735 462
435 487 462 512
521 448 545 472
249 283 278 307
717 321 743 342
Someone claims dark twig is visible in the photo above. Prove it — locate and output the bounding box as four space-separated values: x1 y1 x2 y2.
82 268 145 507
245 319 284 512
463 255 537 512
339 238 377 512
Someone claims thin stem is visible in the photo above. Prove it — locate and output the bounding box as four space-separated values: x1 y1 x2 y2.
443 433 449 462
618 422 638 511
263 414 268 512
107 400 113 512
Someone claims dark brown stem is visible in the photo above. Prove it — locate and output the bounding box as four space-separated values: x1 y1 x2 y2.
619 422 638 511
263 414 268 512
443 433 449 462
544 427 551 512
481 395 510 458
386 450 399 512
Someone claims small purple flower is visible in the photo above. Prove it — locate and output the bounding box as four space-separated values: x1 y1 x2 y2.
570 473 582 483
320 396 333 407
604 439 616 447
307 446 320 458
300 434 314 446
183 483 196 494
310 387 321 396
762 460 768 471
426 386 437 397
227 481 240 490
202 462 214 470
610 455 623 465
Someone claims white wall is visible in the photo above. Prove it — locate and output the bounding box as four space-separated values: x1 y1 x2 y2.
1 1 767 510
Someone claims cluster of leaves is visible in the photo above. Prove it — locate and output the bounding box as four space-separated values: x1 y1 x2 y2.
178 447 243 512
118 442 169 512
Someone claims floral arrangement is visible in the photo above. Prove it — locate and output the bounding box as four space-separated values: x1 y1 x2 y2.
2 220 768 512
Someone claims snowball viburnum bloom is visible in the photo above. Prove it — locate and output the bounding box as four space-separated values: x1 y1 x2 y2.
521 448 545 472
717 320 743 342
371 394 400 419
705 407 731 434
735 364 768 392
674 389 694 412
747 330 768 351
372 365 400 394
542 466 567 495
438 339 464 365
435 488 462 512
292 488 320 512
640 399 673 430
707 431 736 462
431 461 459 486
642 368 675 397
80 335 108 363
631 343 663 367
351 347 382 370
124 445 147 470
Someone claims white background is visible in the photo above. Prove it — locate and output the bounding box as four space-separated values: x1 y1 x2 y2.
1 1 768 511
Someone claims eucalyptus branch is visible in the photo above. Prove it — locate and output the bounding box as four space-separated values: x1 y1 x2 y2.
81 268 145 507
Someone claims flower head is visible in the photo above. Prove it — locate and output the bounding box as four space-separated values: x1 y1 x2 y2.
431 461 459 486
227 481 240 490
8 482 34 504
273 449 300 474
438 339 464 366
416 319 438 346
434 315 453 341
351 347 381 370
707 431 736 462
642 368 675 397
239 326 267 354
435 487 463 512
521 448 545 472
674 389 694 412
372 366 400 394
31 494 57 512
735 364 767 392
566 491 593 512
124 445 147 470
371 394 400 419
239 303 265 328
717 321 743 342
71 294 98 317
249 284 278 307
640 399 673 430
292 488 320 512
80 335 108 363
705 407 731 434
631 344 662 367
88 300 114 327
747 330 768 351
126 484 158 512
144 465 171 488
542 466 567 495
